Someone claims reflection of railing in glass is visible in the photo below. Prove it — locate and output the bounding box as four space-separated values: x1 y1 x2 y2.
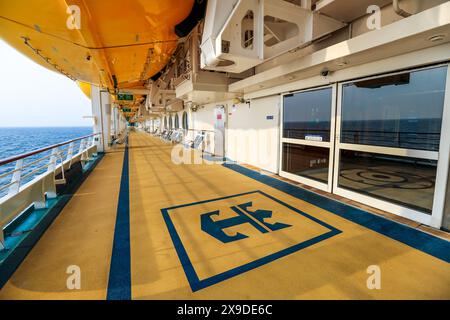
340 129 441 151
341 66 447 152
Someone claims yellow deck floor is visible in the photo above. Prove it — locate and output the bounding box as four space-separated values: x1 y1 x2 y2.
0 145 125 299
0 132 449 299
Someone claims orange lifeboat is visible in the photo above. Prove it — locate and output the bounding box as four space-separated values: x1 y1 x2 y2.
0 0 195 91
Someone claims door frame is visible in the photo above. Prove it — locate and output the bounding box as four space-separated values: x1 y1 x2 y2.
332 63 450 227
279 84 337 193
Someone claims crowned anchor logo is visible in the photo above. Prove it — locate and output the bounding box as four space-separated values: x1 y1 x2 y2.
201 202 292 243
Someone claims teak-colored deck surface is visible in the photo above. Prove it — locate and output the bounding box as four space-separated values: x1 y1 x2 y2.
1 132 449 299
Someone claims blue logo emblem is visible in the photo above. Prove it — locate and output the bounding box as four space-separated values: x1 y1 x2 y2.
201 202 291 243
161 190 341 292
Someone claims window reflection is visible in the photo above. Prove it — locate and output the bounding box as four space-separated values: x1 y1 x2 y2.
341 66 447 151
338 150 437 213
282 143 329 183
283 88 332 141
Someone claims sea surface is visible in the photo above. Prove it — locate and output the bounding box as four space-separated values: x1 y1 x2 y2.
0 127 93 197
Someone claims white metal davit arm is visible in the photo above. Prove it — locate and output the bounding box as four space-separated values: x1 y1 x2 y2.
200 0 346 74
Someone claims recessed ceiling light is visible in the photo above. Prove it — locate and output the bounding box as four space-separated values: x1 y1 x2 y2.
428 34 445 42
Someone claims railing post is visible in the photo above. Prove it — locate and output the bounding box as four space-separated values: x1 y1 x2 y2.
66 142 74 161
66 142 74 169
8 159 23 196
0 229 4 250
80 138 89 162
47 148 58 172
78 139 86 154
90 136 98 157
45 147 59 199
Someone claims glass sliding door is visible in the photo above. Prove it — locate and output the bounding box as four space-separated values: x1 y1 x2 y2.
281 86 336 192
334 65 449 225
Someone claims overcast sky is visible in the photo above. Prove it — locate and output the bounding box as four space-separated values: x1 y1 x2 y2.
0 40 92 127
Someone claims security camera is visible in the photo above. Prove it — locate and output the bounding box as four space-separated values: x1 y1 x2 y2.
321 68 331 77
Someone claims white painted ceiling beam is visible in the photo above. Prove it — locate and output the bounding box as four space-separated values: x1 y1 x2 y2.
229 2 450 94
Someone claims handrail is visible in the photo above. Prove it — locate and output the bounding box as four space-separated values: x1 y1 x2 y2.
185 128 215 133
160 128 215 133
0 131 103 249
0 133 101 167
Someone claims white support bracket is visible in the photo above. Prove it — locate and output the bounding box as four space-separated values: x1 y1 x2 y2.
46 148 59 198
8 159 23 196
47 148 58 173
78 139 86 154
200 0 345 73
66 142 74 169
51 147 67 185
79 139 89 163
0 227 5 251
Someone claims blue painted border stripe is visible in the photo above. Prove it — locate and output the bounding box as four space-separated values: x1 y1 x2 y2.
107 141 131 300
161 208 201 290
223 163 450 263
196 229 340 291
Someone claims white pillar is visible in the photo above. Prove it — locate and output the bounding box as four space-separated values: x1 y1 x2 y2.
119 113 127 133
113 106 120 138
91 85 112 152
102 93 112 149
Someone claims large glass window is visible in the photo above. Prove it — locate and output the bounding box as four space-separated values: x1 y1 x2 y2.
174 114 179 129
281 87 334 189
283 143 329 183
283 87 332 141
341 66 447 151
182 112 189 132
338 150 437 213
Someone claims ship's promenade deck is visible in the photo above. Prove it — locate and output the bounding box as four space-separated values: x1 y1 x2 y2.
0 132 449 299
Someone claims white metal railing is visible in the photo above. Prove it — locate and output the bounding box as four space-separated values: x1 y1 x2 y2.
0 133 101 250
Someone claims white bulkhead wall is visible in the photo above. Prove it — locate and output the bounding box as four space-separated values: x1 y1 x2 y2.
227 96 280 174
190 104 216 155
91 85 112 152
189 96 280 173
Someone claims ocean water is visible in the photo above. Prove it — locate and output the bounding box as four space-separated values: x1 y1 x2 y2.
0 127 93 197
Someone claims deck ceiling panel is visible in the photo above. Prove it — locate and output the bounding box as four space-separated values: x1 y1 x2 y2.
315 0 392 22
229 2 450 95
